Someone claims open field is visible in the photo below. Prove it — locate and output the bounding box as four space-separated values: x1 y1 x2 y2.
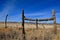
0 22 60 40
0 28 60 40
0 22 60 28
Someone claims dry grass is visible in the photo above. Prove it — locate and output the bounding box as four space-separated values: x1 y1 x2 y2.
0 27 60 40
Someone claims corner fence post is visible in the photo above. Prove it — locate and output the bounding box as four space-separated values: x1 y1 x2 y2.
52 9 57 34
5 14 8 28
22 9 26 40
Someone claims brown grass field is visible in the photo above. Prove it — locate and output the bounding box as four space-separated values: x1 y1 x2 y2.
0 28 60 40
0 22 60 40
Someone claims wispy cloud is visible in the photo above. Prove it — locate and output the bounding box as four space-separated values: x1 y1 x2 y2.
0 0 60 23
0 0 18 21
24 11 52 19
25 12 51 16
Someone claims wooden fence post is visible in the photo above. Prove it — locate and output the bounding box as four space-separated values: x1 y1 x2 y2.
5 14 8 28
52 9 57 34
36 19 38 29
22 9 26 40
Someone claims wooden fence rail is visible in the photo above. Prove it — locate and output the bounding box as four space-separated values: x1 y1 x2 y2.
24 18 54 21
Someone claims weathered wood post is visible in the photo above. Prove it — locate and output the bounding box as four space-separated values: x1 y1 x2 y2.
5 14 8 28
52 9 57 34
42 24 45 40
36 19 38 29
22 9 26 40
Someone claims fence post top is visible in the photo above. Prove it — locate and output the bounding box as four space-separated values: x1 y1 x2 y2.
36 18 38 21
52 9 56 17
22 8 24 11
52 9 54 10
6 14 8 17
52 9 55 13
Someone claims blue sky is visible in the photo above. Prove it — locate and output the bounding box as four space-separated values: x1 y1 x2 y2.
0 0 60 23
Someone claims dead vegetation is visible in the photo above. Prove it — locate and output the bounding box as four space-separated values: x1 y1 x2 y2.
0 27 60 40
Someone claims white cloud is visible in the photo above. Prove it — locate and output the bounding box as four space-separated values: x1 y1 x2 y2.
0 0 18 21
25 12 51 16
